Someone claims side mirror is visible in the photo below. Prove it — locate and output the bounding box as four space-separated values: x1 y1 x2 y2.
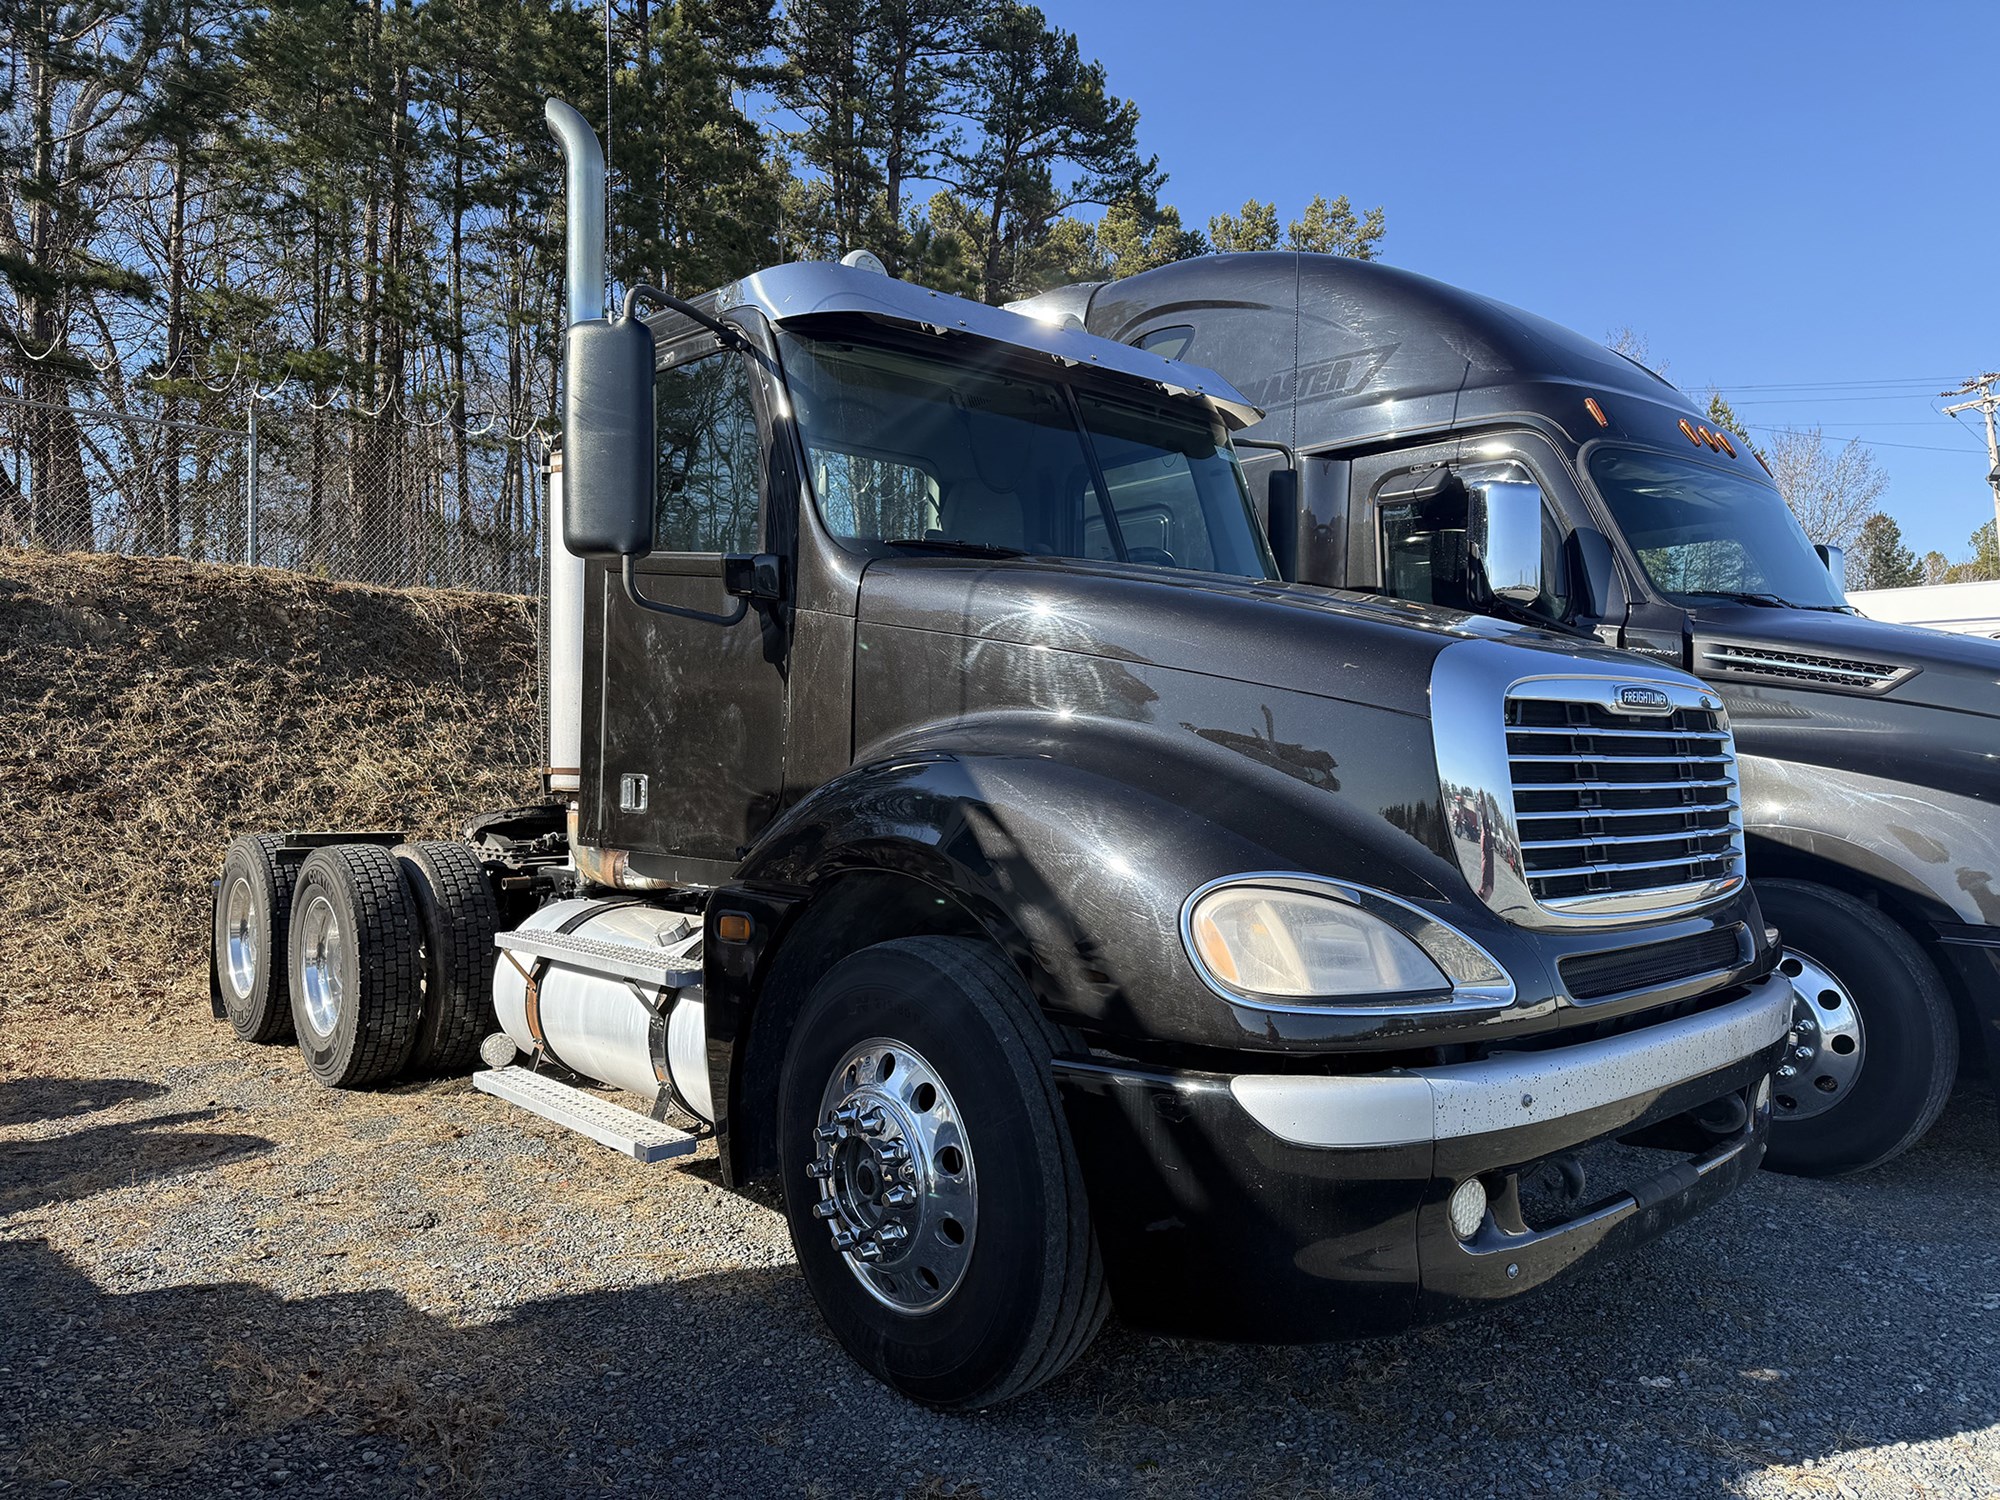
561 316 655 557
1469 477 1545 606
1816 543 1848 596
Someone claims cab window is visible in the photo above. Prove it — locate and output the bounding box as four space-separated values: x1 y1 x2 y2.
655 353 762 554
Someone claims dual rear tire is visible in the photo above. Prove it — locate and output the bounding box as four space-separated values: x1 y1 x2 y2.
210 837 500 1087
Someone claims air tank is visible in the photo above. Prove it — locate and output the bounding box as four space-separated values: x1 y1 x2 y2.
492 898 711 1120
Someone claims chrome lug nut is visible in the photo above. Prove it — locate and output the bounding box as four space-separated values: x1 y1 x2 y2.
876 1222 909 1246
854 1239 884 1263
812 1198 840 1220
856 1107 887 1137
881 1185 916 1209
877 1140 909 1165
831 1228 858 1251
1794 1045 1814 1060
814 1122 843 1143
805 1158 834 1180
1778 1064 1798 1078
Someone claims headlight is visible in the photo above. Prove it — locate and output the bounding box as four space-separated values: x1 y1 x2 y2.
1186 884 1449 1001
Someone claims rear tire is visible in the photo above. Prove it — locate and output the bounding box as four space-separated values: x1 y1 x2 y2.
1758 879 1958 1176
777 936 1108 1409
393 841 502 1075
212 835 299 1044
287 845 424 1088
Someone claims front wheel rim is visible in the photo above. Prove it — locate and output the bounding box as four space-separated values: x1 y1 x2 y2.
807 1037 977 1315
1774 949 1865 1120
297 893 344 1039
223 875 258 1001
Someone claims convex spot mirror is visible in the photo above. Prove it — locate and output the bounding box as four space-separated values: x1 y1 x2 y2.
1815 543 1848 596
1468 474 1546 606
562 315 656 558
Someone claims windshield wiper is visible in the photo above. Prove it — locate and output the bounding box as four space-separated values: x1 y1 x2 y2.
882 537 1027 559
1682 589 1794 609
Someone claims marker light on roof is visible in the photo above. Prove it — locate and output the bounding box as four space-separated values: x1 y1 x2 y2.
1584 396 1609 428
1679 418 1701 445
1715 430 1736 457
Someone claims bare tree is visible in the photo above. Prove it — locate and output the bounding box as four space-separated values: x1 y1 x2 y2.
1760 426 1880 548
1760 427 1888 548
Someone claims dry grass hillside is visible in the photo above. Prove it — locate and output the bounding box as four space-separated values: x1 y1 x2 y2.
0 550 541 1022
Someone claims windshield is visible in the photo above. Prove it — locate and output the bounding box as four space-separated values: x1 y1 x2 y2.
777 331 1275 580
1587 446 1845 608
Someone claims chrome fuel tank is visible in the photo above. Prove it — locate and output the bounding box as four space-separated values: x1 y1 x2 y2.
492 898 711 1120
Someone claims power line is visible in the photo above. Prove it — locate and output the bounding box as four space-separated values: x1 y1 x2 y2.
1709 377 1962 391
1740 425 1979 454
1729 393 1965 406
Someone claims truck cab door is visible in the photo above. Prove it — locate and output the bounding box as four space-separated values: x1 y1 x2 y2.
584 345 789 871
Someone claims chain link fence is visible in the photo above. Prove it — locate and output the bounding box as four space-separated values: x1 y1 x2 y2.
0 387 546 594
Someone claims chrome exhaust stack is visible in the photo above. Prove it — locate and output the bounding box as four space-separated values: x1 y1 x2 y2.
541 98 605 794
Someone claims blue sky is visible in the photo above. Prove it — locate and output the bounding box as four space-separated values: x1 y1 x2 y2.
1063 0 1998 560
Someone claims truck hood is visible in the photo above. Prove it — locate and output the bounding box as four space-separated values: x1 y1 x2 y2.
859 557 1666 716
1696 603 2000 806
1693 602 2000 719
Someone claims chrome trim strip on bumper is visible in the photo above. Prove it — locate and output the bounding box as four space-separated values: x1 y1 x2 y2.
1228 970 1795 1148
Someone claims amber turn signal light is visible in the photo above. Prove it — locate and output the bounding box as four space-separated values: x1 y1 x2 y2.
716 912 754 943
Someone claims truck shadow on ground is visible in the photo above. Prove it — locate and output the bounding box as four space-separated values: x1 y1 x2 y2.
0 1074 271 1221
1 1075 1995 1500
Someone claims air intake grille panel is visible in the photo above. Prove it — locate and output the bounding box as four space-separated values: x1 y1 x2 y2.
1559 926 1746 1002
1702 642 1910 693
1506 696 1745 916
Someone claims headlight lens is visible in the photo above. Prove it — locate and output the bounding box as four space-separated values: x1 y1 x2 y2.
1187 885 1449 1000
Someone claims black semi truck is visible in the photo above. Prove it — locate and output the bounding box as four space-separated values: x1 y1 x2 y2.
1013 252 2000 1176
209 109 1795 1407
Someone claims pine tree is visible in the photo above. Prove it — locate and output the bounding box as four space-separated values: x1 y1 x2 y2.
1283 193 1384 259
942 3 1156 303
1706 392 1751 442
1208 199 1279 253
1847 511 1922 590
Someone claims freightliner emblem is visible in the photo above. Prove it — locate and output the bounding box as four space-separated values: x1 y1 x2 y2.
1615 684 1675 715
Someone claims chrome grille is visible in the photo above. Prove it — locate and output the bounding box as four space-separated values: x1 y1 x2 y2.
1702 642 1909 692
1506 696 1745 916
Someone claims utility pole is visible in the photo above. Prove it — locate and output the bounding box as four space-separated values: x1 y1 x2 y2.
1941 373 2000 552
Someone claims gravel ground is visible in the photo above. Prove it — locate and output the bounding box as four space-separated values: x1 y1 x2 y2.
2 1011 1996 1500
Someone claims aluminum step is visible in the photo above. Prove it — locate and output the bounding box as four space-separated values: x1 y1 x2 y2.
473 1066 700 1163
495 928 701 988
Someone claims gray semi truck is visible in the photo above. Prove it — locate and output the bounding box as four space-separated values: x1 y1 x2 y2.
209 108 1795 1407
1013 252 2000 1176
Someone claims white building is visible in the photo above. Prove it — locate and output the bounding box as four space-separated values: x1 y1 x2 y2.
1848 579 2000 639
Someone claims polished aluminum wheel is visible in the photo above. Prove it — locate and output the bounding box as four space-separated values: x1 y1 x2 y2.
808 1037 976 1314
223 875 258 1000
1774 949 1864 1119
297 893 345 1039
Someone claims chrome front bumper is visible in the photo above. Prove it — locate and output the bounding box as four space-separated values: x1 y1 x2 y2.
1229 970 1796 1149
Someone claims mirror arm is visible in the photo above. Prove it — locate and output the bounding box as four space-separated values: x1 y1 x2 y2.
620 555 749 627
623 284 748 351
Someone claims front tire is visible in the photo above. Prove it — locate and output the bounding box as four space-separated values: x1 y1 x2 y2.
777 936 1107 1408
287 845 424 1088
1757 879 1958 1176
